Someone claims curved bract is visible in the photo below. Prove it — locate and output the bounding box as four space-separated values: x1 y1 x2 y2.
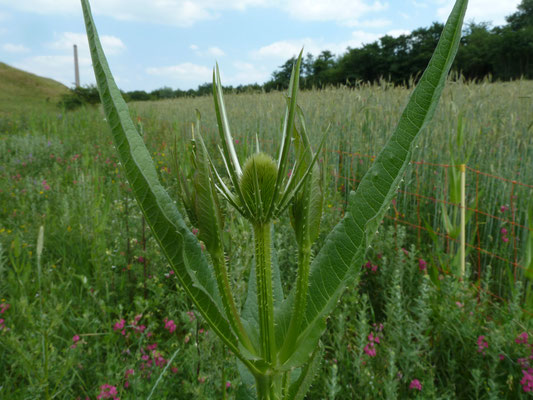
80 0 468 397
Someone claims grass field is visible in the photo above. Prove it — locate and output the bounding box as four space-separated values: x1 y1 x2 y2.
0 62 70 117
0 75 532 398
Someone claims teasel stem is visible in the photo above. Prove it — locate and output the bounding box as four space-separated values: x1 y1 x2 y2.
212 249 256 353
253 222 276 364
279 239 311 363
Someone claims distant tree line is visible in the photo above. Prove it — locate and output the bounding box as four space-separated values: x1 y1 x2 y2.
60 0 532 110
265 0 533 90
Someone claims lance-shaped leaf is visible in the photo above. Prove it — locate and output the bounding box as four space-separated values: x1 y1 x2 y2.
80 0 260 373
287 342 324 400
280 0 468 366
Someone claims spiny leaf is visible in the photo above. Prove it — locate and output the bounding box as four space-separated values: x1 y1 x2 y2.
80 0 260 373
280 0 469 366
287 342 324 400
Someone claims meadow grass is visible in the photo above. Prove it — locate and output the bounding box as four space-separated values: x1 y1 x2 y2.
0 62 69 117
0 80 532 398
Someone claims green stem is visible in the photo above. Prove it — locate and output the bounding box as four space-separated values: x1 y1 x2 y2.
253 222 276 364
212 250 255 354
279 241 311 363
255 373 283 400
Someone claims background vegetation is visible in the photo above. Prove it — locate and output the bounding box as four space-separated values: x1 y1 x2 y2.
0 74 531 398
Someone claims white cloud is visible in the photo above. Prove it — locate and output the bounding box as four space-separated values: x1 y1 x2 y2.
2 43 30 53
253 30 383 61
280 0 387 26
146 62 212 88
223 61 270 85
0 0 389 27
347 30 382 48
9 32 125 88
436 0 521 26
14 55 94 86
49 32 125 55
412 0 428 8
355 18 392 28
190 44 225 57
207 46 225 57
0 0 264 27
386 29 411 38
253 40 312 60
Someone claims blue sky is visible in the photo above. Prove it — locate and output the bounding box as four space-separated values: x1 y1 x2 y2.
0 0 522 91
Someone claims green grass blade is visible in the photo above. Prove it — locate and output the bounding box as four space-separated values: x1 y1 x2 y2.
80 0 257 369
281 0 468 366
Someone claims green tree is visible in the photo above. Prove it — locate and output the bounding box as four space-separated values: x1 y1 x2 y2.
507 0 533 30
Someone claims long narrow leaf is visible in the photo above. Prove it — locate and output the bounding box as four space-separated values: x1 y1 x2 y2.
280 0 468 366
80 0 260 372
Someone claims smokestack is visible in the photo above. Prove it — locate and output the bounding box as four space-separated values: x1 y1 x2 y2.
73 44 80 87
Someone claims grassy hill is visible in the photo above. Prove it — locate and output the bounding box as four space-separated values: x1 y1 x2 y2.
0 62 70 116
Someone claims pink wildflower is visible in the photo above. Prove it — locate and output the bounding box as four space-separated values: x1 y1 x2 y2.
502 236 509 243
368 332 380 344
500 205 509 213
521 368 533 393
97 383 119 400
499 354 505 361
71 334 81 349
409 379 422 391
501 227 508 236
113 319 125 331
147 343 157 351
0 318 5 330
42 179 50 191
419 259 427 271
401 248 409 256
516 332 529 345
455 301 463 308
364 342 377 357
171 366 179 374
164 319 176 333
186 311 196 321
477 335 489 355
226 381 231 389
0 303 10 314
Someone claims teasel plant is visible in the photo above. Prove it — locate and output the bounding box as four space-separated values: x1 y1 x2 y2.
80 0 468 398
